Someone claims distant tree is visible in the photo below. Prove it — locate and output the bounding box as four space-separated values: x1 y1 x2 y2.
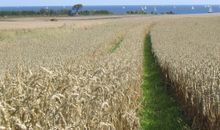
39 8 49 15
72 4 83 15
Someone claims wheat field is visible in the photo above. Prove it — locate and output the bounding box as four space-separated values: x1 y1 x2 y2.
1 13 220 129
0 16 154 129
151 16 220 130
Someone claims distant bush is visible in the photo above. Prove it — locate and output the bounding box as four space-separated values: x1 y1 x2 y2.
160 11 175 14
126 10 175 15
50 18 58 21
38 8 70 16
78 10 113 15
150 12 158 15
126 10 147 14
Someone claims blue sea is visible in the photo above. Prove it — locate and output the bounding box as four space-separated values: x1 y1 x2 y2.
0 5 220 14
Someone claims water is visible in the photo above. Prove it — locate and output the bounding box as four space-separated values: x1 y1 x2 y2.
0 5 220 14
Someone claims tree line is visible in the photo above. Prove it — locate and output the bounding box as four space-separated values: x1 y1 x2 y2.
0 9 71 17
0 10 112 17
0 4 112 17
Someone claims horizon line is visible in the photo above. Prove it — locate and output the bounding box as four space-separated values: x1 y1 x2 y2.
0 4 220 7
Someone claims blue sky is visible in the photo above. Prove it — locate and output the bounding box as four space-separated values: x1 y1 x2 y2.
1 0 220 6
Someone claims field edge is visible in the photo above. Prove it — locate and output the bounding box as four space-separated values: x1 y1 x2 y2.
139 34 191 130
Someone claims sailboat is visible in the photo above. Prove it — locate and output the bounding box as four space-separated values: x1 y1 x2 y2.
122 6 126 9
192 6 195 10
154 7 157 12
144 6 147 10
208 6 213 13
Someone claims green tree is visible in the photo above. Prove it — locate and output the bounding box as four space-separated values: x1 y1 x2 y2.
72 4 83 15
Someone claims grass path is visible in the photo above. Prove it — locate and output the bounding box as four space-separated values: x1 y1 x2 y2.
139 34 191 130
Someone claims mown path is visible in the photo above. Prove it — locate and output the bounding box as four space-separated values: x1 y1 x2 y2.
139 34 191 130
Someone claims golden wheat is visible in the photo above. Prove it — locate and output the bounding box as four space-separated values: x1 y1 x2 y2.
151 16 220 129
0 16 152 129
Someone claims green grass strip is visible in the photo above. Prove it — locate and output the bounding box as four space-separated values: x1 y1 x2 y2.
110 37 123 53
139 34 191 130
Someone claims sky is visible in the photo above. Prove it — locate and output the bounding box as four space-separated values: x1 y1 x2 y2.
1 0 220 6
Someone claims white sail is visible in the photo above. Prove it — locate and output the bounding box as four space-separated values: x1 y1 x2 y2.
144 6 147 10
154 7 157 12
192 6 195 10
208 6 213 13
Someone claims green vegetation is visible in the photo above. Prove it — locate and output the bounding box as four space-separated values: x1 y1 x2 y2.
72 4 83 15
0 9 71 17
160 11 175 14
110 37 123 53
139 34 190 130
79 10 112 15
0 8 173 17
126 10 147 14
126 10 175 15
0 9 112 17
